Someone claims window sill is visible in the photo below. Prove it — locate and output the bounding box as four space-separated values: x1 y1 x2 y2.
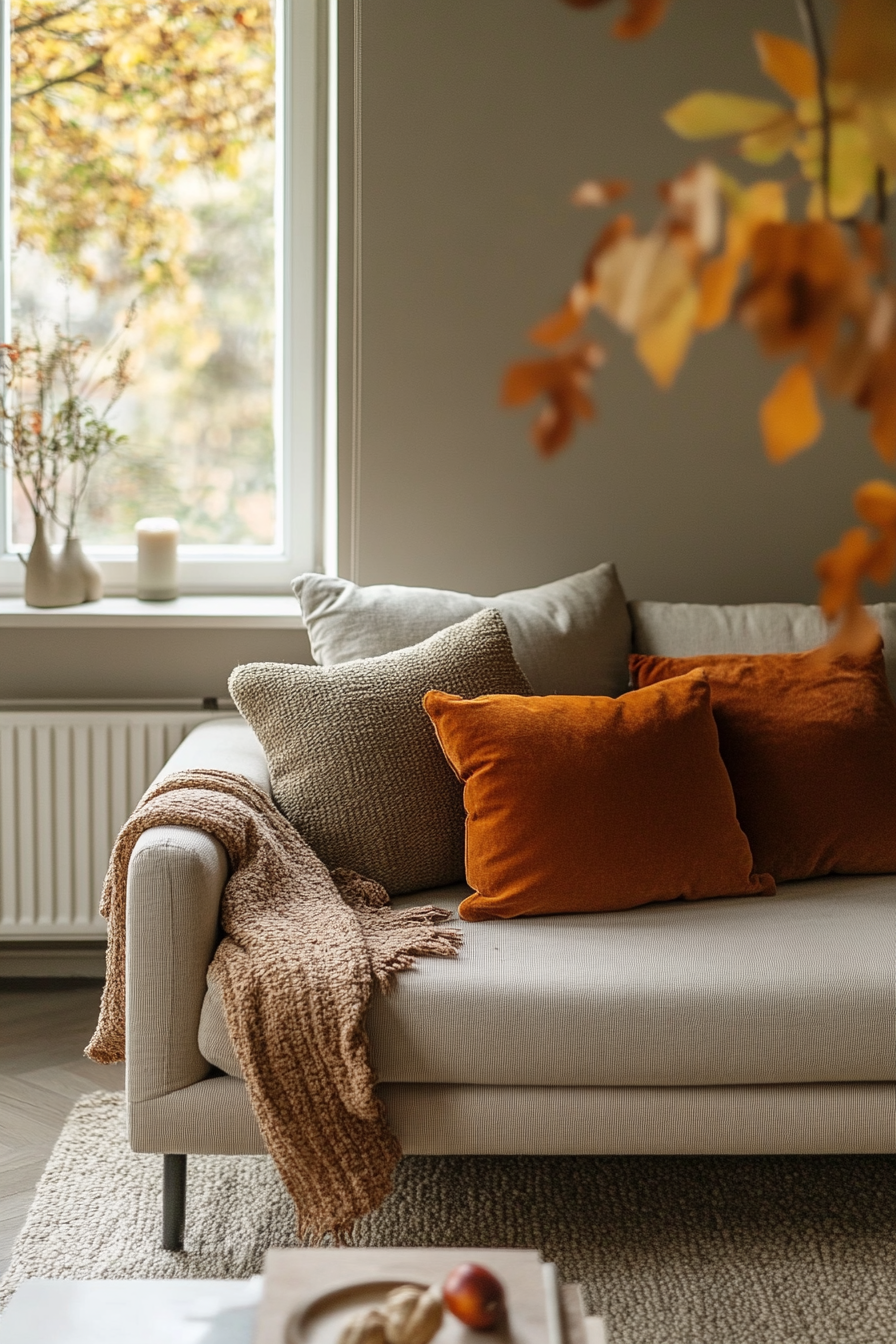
0 594 304 629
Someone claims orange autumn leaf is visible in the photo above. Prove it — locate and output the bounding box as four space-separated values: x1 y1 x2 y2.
612 0 670 40
696 179 787 331
559 0 670 39
738 220 863 368
856 222 888 276
816 525 877 617
853 481 896 583
830 0 896 95
528 216 637 348
816 477 896 644
760 363 824 461
529 294 587 348
854 478 896 530
571 179 631 206
501 343 605 456
858 335 896 462
697 252 741 330
815 478 896 654
753 31 817 101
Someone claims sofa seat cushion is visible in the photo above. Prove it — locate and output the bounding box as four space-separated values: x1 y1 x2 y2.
198 876 896 1087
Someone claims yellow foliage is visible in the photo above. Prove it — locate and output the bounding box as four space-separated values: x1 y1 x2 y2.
665 92 789 138
662 14 896 221
11 1 275 295
507 0 896 639
635 285 698 388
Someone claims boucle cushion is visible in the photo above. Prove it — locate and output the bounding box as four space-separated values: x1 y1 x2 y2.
228 609 531 894
293 563 632 696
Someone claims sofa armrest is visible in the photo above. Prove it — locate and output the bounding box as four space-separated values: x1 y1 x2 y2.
126 717 270 1110
154 715 272 794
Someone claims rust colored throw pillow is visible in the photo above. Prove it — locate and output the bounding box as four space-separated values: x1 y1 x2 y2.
423 671 774 922
630 644 896 883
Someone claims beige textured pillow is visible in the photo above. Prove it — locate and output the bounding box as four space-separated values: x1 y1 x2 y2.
228 608 531 894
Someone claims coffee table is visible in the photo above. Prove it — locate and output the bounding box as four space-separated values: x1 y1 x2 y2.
0 1251 606 1344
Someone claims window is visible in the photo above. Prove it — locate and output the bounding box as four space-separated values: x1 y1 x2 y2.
0 0 324 595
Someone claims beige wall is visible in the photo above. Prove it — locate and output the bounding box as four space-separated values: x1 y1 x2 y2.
351 0 896 604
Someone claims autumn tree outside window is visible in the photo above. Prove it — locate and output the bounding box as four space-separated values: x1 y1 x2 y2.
0 0 323 596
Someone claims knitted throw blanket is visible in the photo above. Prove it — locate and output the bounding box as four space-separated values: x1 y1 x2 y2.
87 768 462 1237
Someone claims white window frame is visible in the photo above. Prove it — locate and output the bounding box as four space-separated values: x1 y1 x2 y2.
0 0 328 596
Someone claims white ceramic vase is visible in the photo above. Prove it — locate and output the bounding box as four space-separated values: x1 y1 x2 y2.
23 514 103 608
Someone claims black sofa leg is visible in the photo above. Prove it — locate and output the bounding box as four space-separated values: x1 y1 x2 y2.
162 1154 187 1251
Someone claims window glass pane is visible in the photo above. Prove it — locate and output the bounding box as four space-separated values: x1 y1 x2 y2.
9 1 277 548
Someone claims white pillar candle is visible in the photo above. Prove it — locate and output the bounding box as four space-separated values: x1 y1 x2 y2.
136 517 180 601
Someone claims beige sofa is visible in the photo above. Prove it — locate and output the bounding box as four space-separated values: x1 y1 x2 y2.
124 600 896 1249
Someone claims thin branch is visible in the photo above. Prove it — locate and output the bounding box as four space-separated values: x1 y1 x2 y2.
12 56 104 104
12 2 94 35
796 0 832 219
875 166 888 226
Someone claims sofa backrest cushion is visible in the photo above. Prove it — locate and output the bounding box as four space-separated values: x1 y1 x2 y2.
228 608 531 895
424 671 774 922
630 600 896 699
631 643 896 884
294 563 632 697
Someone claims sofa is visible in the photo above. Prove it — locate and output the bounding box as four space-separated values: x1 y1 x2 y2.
123 585 896 1249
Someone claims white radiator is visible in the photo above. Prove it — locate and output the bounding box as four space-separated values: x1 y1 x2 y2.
0 709 219 940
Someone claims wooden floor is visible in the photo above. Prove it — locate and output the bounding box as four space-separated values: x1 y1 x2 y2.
0 979 124 1279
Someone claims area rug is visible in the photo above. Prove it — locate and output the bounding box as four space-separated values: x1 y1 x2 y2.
1 1093 894 1344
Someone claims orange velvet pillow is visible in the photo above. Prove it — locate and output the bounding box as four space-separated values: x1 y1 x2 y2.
423 670 774 922
630 643 896 883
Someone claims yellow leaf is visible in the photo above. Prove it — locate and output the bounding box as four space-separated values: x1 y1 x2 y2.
733 180 788 238
665 92 788 139
753 31 818 101
636 285 699 388
796 119 877 218
739 112 800 164
760 364 824 461
854 93 896 177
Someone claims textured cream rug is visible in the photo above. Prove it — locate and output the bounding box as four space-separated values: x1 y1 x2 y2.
2 1092 894 1344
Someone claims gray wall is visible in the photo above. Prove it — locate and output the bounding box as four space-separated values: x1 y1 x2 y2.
352 0 895 603
0 627 312 702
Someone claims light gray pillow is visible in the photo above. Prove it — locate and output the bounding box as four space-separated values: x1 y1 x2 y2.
629 600 896 700
228 608 531 894
293 563 632 697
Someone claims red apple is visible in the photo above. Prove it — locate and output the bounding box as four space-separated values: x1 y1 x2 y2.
442 1263 506 1331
